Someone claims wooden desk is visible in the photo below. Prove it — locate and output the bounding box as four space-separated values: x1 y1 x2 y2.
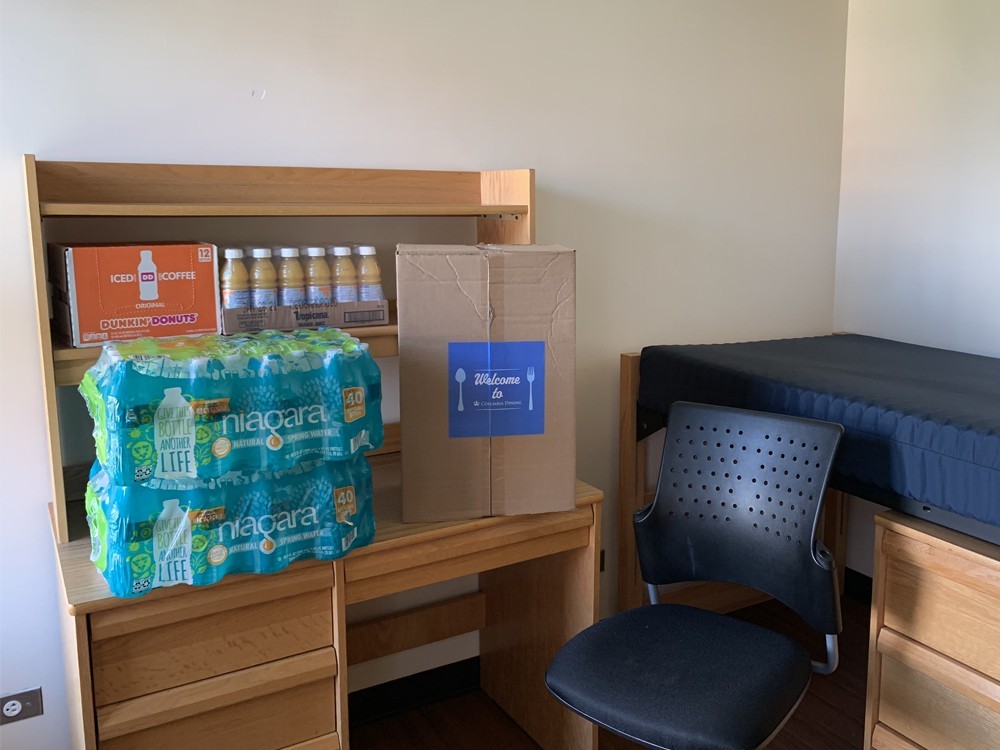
52 459 602 750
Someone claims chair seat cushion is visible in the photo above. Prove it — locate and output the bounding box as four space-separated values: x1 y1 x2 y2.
546 603 813 750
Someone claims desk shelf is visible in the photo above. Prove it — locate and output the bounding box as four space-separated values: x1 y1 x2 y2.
27 156 534 545
40 202 528 219
49 314 400 387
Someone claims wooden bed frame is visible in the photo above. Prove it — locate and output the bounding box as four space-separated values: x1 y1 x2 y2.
616 352 848 613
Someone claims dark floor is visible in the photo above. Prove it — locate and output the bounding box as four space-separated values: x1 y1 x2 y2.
350 592 870 750
350 689 541 750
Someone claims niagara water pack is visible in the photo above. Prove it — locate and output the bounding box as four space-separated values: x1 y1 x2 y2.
85 457 375 598
80 329 383 485
47 242 222 347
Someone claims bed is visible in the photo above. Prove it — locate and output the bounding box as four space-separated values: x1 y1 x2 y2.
618 334 1000 611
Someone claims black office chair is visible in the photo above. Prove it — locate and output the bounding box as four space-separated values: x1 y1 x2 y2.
547 401 844 750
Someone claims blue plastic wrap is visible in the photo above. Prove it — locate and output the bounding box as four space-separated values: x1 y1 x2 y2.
80 329 383 484
86 456 375 598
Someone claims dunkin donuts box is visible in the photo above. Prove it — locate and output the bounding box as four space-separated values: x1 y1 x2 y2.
48 243 221 347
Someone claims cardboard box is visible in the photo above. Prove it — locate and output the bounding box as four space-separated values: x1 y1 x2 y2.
48 242 221 347
397 245 576 521
220 299 388 335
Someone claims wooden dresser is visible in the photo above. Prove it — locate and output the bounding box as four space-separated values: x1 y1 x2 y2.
864 511 1000 750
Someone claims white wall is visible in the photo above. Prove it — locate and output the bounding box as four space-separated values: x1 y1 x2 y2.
836 0 1000 576
835 0 1000 357
834 0 1000 575
0 2 848 747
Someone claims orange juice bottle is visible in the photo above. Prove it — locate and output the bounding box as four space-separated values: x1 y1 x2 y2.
357 245 385 302
278 247 306 307
250 247 278 308
329 246 358 303
304 247 332 305
220 247 250 309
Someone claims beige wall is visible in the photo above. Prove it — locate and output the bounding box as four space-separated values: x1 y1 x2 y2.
0 2 848 746
835 0 1000 357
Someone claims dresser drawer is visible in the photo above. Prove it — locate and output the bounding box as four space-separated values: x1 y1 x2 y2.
870 723 923 749
97 648 337 750
881 529 1000 680
877 653 1000 750
91 565 334 705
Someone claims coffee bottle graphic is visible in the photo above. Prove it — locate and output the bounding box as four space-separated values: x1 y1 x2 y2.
138 249 159 301
153 498 193 587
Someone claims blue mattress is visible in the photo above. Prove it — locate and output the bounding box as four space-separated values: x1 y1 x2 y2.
638 335 1000 529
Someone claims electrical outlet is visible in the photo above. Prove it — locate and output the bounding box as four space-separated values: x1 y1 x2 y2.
1 688 43 724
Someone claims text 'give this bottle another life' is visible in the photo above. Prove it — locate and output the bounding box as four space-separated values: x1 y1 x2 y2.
153 497 193 587
154 387 197 479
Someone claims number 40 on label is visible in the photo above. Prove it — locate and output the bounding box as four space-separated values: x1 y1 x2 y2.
343 387 366 423
334 485 357 523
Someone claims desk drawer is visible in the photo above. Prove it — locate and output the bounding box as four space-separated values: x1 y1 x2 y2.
97 648 337 750
91 566 334 705
881 530 1000 680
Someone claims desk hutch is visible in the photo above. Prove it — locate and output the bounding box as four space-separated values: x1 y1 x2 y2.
25 156 602 750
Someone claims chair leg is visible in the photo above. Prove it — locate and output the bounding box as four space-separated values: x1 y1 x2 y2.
811 634 839 675
647 583 660 605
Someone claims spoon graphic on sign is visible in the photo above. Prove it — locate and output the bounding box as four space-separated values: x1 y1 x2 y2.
455 368 466 411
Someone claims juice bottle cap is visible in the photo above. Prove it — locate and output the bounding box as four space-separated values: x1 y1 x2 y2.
332 246 353 257
223 248 244 259
251 247 272 258
280 247 300 257
305 246 326 257
358 245 377 255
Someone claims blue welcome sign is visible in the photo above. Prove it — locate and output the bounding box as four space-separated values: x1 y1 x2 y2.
448 341 545 438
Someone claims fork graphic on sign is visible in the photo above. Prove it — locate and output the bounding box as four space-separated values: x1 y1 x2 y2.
527 366 535 411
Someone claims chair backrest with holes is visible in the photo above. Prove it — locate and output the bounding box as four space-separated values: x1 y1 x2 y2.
634 401 844 633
